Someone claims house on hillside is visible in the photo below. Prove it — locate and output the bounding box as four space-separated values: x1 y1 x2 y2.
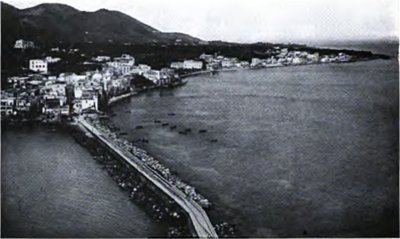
14 39 35 49
29 59 48 74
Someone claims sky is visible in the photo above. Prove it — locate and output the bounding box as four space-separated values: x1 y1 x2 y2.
4 0 399 44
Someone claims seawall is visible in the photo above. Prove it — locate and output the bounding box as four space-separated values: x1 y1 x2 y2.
76 117 218 238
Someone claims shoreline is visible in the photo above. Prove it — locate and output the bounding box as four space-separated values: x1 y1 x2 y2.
179 56 382 80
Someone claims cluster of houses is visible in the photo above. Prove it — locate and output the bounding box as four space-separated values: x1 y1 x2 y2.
170 60 204 70
4 41 354 119
249 47 351 68
199 54 250 70
2 53 180 118
188 48 352 71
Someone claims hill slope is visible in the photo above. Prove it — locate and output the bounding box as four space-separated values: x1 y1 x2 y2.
1 2 202 47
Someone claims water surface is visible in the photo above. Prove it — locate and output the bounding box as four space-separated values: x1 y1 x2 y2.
1 125 165 237
110 59 399 237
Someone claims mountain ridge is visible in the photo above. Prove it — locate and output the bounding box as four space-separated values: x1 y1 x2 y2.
1 1 202 47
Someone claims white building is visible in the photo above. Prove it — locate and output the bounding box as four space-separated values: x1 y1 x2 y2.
29 59 48 73
250 58 263 68
93 56 111 62
292 57 306 65
306 53 320 63
170 62 184 69
143 70 161 84
1 94 15 116
14 39 35 49
183 60 203 70
45 56 61 63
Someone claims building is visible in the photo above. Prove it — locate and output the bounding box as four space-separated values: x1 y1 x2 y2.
320 55 330 63
240 61 250 68
1 93 15 116
7 76 30 89
92 56 111 62
199 53 214 62
45 56 62 63
307 53 320 63
29 59 48 73
170 62 184 69
143 70 161 84
14 39 35 49
292 57 306 65
338 53 351 62
250 58 263 68
183 60 203 70
160 68 175 85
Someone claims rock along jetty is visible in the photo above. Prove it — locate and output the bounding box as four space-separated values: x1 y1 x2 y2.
77 116 218 238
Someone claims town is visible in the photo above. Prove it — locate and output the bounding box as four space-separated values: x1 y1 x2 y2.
2 39 353 120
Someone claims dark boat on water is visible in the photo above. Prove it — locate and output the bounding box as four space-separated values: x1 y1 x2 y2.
162 123 169 126
135 125 144 129
210 139 218 143
154 119 161 123
198 129 207 133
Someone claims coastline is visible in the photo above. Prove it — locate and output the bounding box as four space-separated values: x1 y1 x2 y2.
108 91 138 106
179 56 383 81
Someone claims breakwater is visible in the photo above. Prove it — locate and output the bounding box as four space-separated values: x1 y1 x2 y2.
75 116 220 238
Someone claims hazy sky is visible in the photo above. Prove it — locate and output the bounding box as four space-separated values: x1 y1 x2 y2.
4 0 399 43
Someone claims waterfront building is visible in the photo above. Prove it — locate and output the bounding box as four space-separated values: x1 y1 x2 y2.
29 59 48 74
338 52 351 62
221 58 239 68
183 60 203 70
292 57 306 65
320 55 330 63
250 58 263 68
307 53 320 63
160 68 175 85
170 62 184 69
14 39 35 49
143 70 161 84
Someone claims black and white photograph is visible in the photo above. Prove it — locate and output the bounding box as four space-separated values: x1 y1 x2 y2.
1 0 399 237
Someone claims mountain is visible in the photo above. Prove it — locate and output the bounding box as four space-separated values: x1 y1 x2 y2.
1 2 202 47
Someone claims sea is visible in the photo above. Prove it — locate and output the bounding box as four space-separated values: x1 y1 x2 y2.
2 42 398 237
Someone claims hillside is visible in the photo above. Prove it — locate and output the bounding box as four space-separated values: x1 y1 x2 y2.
1 2 202 47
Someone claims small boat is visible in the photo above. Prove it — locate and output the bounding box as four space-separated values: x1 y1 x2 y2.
162 123 169 126
170 125 177 130
178 131 187 135
210 139 218 143
168 113 176 116
198 129 207 133
135 125 143 129
154 120 161 123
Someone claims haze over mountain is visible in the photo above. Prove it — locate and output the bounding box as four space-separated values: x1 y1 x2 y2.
1 2 202 47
